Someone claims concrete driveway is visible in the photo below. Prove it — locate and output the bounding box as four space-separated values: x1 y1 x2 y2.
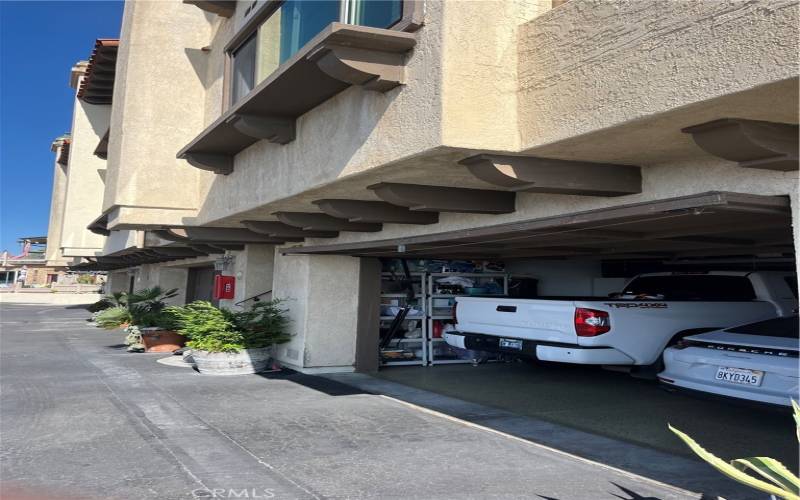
374 362 797 469
0 303 754 499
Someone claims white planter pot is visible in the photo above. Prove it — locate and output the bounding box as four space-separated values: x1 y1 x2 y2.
192 347 272 375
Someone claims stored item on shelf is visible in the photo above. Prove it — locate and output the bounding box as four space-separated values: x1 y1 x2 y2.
381 349 415 360
465 287 489 295
432 321 443 338
436 276 475 288
435 284 464 295
404 328 422 339
432 298 451 308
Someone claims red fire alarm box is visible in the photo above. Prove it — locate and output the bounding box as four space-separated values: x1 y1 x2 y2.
213 275 235 300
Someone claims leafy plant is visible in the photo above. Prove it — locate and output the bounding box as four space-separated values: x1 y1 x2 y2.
86 291 127 313
94 306 132 329
126 287 179 327
166 300 291 353
669 400 800 500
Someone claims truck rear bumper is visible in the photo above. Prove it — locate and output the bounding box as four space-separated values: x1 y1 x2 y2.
444 331 634 365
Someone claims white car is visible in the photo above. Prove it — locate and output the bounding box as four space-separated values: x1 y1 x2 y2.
448 271 796 370
659 316 799 407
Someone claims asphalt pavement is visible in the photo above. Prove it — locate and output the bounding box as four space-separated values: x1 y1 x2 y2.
0 303 751 499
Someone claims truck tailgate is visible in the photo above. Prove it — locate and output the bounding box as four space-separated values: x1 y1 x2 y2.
455 297 577 344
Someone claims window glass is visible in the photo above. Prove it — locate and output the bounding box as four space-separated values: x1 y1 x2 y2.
347 0 402 29
231 34 257 104
621 275 757 301
279 1 341 64
232 0 403 104
725 316 799 338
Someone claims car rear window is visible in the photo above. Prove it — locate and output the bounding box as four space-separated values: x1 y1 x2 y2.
725 316 799 338
622 275 756 301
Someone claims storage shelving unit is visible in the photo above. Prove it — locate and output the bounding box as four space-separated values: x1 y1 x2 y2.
379 272 427 366
426 272 508 365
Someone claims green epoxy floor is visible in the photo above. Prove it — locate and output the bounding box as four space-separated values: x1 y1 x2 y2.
376 362 798 470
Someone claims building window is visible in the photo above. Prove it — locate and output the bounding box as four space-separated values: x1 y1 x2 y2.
229 0 404 106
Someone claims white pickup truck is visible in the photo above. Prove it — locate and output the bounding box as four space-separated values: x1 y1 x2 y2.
446 272 797 373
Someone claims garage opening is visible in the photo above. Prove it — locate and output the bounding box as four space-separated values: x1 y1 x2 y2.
285 191 798 468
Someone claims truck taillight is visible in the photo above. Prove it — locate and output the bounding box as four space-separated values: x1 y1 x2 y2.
452 301 458 324
574 308 611 337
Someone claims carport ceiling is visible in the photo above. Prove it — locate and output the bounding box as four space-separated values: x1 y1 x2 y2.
282 192 794 261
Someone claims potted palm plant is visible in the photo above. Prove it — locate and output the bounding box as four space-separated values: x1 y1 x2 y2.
166 300 291 375
93 287 182 352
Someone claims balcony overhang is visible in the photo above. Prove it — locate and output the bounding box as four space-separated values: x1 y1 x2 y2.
94 129 109 159
177 23 416 174
87 212 110 236
77 39 119 105
183 0 235 17
56 139 71 166
682 118 799 171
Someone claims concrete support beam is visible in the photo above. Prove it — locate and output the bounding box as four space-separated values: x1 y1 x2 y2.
272 254 378 373
682 118 799 171
154 227 286 244
459 154 642 196
368 182 515 214
274 212 382 232
241 220 339 239
184 153 233 175
182 0 234 17
313 199 439 225
227 114 295 145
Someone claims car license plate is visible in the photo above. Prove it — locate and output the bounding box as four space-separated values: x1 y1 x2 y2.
499 338 523 350
715 366 763 387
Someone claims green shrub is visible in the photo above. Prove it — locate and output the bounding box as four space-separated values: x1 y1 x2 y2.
166 300 291 353
95 306 132 329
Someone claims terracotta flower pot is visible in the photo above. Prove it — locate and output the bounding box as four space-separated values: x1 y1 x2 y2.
140 327 186 353
192 347 272 375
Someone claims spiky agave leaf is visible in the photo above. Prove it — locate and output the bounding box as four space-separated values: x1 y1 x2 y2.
668 425 800 500
731 457 799 496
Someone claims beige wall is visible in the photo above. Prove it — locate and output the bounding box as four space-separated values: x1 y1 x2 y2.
59 92 109 257
45 146 69 266
272 253 371 373
517 0 800 151
217 244 275 309
104 0 214 229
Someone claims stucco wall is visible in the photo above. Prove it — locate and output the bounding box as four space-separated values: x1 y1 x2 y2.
271 252 310 369
191 0 558 226
104 0 214 228
45 155 69 265
517 0 800 151
271 253 365 373
192 0 448 224
440 0 549 151
59 95 109 257
217 244 275 309
106 271 130 294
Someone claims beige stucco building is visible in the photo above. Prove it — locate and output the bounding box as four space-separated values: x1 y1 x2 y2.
57 0 798 373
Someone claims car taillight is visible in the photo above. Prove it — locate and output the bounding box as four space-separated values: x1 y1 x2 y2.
452 301 458 324
574 308 610 337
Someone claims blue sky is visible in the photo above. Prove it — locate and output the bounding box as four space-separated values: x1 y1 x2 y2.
0 1 124 254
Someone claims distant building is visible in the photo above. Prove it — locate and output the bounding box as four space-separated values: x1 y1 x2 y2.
0 237 67 287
